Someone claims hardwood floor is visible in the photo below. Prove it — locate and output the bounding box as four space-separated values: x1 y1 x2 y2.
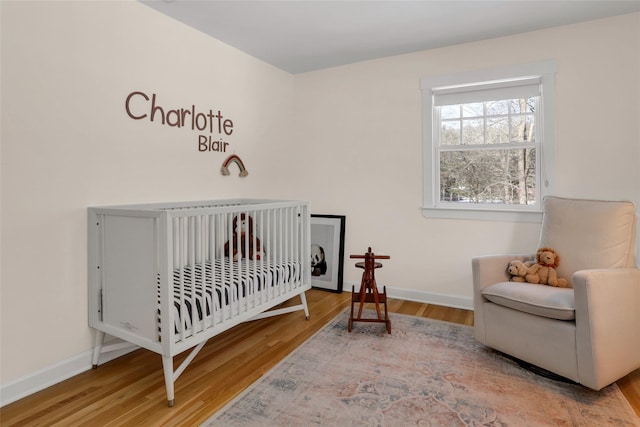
1 289 637 426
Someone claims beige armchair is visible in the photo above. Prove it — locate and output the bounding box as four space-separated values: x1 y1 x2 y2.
473 196 640 390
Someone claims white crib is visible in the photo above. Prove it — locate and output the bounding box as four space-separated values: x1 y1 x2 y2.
88 199 311 406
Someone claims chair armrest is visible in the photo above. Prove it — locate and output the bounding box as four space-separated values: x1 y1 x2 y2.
573 268 640 389
472 254 533 294
471 254 533 342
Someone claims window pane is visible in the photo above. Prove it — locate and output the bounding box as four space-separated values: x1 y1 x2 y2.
461 119 483 145
462 103 483 117
440 105 460 119
511 114 535 142
439 148 536 205
486 117 509 144
510 98 535 114
441 121 461 145
486 100 510 116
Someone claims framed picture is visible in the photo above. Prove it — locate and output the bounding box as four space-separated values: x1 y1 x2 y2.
310 214 346 293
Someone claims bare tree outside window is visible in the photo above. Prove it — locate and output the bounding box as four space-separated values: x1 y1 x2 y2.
437 97 538 206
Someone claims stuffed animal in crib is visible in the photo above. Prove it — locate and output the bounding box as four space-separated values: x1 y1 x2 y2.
311 244 327 276
525 247 570 288
224 214 263 261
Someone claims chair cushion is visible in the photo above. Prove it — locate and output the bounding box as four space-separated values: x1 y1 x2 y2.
539 196 637 286
481 282 575 320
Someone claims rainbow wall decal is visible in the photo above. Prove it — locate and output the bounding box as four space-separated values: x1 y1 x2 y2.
221 154 248 177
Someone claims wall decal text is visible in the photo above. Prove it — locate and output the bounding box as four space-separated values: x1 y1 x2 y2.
125 91 233 152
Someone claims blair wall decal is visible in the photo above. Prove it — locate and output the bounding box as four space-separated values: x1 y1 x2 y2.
221 154 248 177
125 91 234 153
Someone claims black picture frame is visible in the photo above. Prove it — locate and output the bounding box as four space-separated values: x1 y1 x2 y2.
310 214 345 293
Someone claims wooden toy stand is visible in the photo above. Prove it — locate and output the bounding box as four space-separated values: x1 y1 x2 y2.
349 247 391 333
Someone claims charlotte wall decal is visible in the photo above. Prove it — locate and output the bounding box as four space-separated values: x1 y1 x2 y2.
125 91 234 153
221 154 248 177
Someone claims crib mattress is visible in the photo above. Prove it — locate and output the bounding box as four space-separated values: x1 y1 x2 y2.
159 258 302 338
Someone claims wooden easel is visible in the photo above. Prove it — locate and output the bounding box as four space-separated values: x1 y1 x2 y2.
349 247 391 333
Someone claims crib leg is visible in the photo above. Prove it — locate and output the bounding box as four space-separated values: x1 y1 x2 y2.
300 291 310 320
162 356 175 407
91 330 105 368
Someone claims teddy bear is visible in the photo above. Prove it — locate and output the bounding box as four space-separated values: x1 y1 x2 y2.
224 214 262 261
524 247 569 287
507 260 533 282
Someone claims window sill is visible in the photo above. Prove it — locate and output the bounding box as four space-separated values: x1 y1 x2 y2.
421 206 543 223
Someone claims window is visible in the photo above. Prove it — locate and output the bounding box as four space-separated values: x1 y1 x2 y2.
421 61 557 222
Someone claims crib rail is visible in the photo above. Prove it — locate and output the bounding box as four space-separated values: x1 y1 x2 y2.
164 202 309 346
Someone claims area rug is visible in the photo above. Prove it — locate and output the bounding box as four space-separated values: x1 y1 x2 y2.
204 310 640 426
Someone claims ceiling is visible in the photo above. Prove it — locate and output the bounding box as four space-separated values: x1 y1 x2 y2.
141 1 640 74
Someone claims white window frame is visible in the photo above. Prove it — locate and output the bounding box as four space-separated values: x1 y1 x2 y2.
421 61 557 222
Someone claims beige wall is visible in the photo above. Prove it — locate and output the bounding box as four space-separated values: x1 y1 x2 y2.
1 0 638 402
292 12 640 300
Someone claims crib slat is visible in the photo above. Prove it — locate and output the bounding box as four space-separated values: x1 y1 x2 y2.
233 211 240 317
242 210 249 313
249 210 255 310
188 217 194 335
222 212 231 321
278 208 284 295
207 214 215 330
178 217 187 342
258 209 264 307
191 215 202 335
286 207 292 293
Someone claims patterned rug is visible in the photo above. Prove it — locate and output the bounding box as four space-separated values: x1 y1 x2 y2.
204 310 640 426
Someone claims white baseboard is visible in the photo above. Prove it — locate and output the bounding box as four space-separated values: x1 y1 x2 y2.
343 281 474 311
1 287 471 407
0 340 136 408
